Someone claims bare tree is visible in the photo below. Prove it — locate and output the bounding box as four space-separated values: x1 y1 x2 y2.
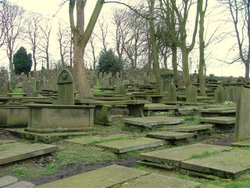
147 0 161 92
223 0 250 81
0 1 6 50
69 0 104 98
97 17 108 51
170 0 200 86
25 12 43 75
57 22 73 67
2 1 25 73
198 0 208 96
38 18 52 71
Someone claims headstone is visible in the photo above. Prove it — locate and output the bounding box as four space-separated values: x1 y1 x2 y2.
225 86 237 102
57 69 74 105
215 85 225 103
235 87 250 141
161 70 174 92
186 85 197 103
168 83 177 101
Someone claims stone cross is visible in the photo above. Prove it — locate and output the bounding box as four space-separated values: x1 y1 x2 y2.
57 69 74 105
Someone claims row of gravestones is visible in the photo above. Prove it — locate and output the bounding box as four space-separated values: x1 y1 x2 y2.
167 83 238 103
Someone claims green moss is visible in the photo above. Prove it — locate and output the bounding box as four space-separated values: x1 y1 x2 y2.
11 88 23 93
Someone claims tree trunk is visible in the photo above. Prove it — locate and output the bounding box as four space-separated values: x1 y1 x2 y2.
181 46 191 87
245 62 249 82
148 0 161 93
198 0 206 96
171 45 178 85
73 41 92 98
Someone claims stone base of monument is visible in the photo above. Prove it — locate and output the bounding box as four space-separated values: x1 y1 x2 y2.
25 104 95 133
0 105 28 128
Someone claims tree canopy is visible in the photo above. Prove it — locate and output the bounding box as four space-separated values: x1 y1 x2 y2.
13 46 32 75
97 49 123 76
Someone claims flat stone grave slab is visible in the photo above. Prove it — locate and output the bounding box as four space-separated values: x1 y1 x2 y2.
200 116 235 125
200 107 236 116
0 176 18 187
36 164 149 188
6 128 91 143
147 131 194 144
143 104 177 116
119 173 201 188
123 116 184 129
181 148 250 179
165 124 213 133
96 137 165 154
231 138 250 147
0 142 58 165
4 181 35 188
140 143 232 168
66 134 131 145
0 140 16 145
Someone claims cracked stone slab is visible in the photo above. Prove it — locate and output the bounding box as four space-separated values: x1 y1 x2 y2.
181 148 250 179
36 165 149 188
147 131 194 140
123 116 184 129
143 104 177 110
0 176 18 187
232 138 250 147
0 142 58 165
119 173 201 188
140 143 232 167
96 137 165 153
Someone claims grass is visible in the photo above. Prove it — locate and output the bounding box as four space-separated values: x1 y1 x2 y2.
11 88 23 93
190 150 217 159
6 145 118 178
183 115 201 124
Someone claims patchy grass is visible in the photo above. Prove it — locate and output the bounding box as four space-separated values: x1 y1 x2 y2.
11 165 36 177
11 88 23 93
183 115 201 124
190 150 217 159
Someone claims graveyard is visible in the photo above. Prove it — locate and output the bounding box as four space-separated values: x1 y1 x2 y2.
0 67 250 188
0 0 250 187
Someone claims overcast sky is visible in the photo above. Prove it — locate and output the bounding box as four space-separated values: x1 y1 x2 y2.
4 0 245 77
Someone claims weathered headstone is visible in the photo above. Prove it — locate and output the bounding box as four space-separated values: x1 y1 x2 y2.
161 70 174 92
57 69 74 105
235 87 250 141
215 85 225 103
168 83 177 101
186 85 197 103
225 86 237 102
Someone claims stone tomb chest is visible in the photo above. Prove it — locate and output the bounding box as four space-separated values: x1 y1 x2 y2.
26 69 94 133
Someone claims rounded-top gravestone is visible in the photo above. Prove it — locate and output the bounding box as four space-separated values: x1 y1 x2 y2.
57 69 74 105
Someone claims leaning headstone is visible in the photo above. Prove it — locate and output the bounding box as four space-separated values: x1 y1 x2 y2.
57 69 74 105
168 83 177 101
235 87 250 141
186 85 197 103
215 85 225 103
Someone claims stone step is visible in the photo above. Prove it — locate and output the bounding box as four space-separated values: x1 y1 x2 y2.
4 181 34 188
200 116 235 125
0 176 18 187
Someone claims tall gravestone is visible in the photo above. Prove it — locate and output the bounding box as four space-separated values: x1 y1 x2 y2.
161 70 174 92
225 86 237 102
215 85 225 103
57 69 74 105
235 87 250 141
168 83 177 101
186 85 197 103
